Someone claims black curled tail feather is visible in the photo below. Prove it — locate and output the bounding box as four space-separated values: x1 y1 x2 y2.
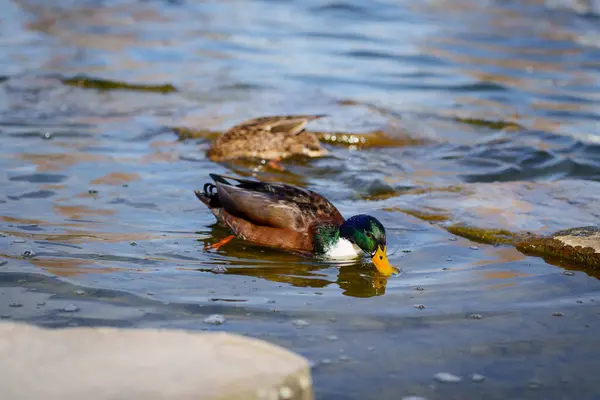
204 183 217 196
194 183 221 208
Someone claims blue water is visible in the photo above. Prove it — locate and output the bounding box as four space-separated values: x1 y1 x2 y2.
1 0 600 398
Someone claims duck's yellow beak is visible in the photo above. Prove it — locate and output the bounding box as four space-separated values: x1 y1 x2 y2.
371 246 399 276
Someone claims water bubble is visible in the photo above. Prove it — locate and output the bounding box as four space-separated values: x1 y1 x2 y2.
62 304 79 312
469 246 479 250
562 271 575 276
42 132 52 140
9 302 23 308
203 314 225 325
414 304 426 309
326 335 338 341
367 346 375 351
328 317 337 322
434 372 462 383
448 237 458 241
13 239 26 244
471 374 485 382
75 290 86 296
292 319 310 328
468 314 483 320
446 257 453 261
36 301 46 306
339 355 350 362
321 358 332 365
21 250 35 259
212 266 227 274
528 380 541 389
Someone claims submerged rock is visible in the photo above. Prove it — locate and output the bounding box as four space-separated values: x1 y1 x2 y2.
446 225 526 246
388 180 600 235
61 75 177 93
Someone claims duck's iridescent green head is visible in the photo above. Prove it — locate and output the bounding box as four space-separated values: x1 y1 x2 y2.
340 214 399 276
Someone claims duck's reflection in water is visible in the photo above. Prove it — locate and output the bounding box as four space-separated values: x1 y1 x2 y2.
196 230 392 298
197 262 391 298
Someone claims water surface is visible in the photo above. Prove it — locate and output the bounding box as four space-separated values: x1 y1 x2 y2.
1 0 600 398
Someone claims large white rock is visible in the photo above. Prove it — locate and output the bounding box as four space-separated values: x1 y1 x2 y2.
0 322 312 400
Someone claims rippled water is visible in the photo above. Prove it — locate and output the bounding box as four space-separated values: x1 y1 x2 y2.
2 0 600 398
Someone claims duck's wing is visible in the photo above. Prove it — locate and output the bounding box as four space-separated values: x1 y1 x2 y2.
231 115 327 136
210 174 343 232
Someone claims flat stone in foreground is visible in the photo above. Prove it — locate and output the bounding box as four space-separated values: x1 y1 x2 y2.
0 322 312 400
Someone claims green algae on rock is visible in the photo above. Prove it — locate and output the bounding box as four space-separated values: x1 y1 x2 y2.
61 76 177 93
516 226 600 273
384 207 450 222
359 183 405 201
446 225 526 245
454 116 522 131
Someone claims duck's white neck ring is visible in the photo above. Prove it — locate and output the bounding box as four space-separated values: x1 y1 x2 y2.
325 237 362 259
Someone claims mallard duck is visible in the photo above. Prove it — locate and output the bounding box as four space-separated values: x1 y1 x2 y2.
207 115 328 167
195 174 399 276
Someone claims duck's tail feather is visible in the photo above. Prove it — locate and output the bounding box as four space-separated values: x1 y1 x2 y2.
194 182 221 208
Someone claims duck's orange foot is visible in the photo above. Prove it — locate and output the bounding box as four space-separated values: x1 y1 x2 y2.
205 235 236 251
266 157 285 171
